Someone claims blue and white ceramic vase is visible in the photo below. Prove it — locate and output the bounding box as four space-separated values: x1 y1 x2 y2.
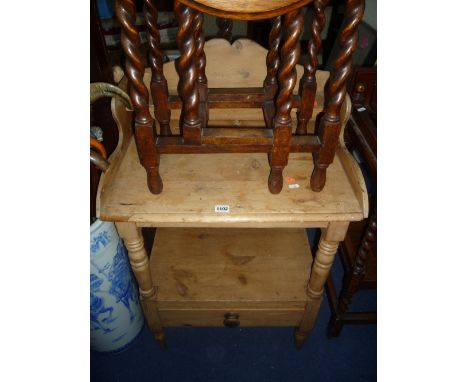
90 219 144 352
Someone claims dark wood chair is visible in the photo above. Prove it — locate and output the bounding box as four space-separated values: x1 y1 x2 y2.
115 0 365 194
326 66 377 336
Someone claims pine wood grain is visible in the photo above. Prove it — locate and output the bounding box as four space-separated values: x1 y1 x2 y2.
158 308 304 327
98 139 365 226
150 228 312 311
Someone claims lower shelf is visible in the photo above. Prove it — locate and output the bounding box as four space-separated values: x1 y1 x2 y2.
149 228 313 327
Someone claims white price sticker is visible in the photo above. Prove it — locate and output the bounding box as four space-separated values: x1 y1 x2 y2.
214 205 230 213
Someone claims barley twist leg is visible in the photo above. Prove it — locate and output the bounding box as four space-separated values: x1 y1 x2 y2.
311 0 365 191
144 0 171 136
268 10 303 194
193 11 208 128
296 0 329 135
262 16 282 130
116 0 163 194
175 1 201 144
328 212 377 336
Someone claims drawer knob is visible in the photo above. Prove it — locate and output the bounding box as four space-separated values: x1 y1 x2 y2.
223 312 240 327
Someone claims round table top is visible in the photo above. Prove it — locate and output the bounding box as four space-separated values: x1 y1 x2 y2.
179 0 312 20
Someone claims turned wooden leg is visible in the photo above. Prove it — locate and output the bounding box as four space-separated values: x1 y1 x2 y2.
193 11 208 128
296 0 329 135
175 1 202 144
295 222 349 349
116 222 166 350
262 16 281 130
310 0 365 191
144 0 171 136
268 10 303 194
117 0 163 194
216 17 233 42
328 212 377 337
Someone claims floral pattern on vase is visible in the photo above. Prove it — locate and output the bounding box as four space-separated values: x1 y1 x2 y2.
107 241 140 320
90 219 143 352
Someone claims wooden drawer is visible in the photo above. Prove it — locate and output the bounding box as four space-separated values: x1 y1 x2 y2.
159 308 304 327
